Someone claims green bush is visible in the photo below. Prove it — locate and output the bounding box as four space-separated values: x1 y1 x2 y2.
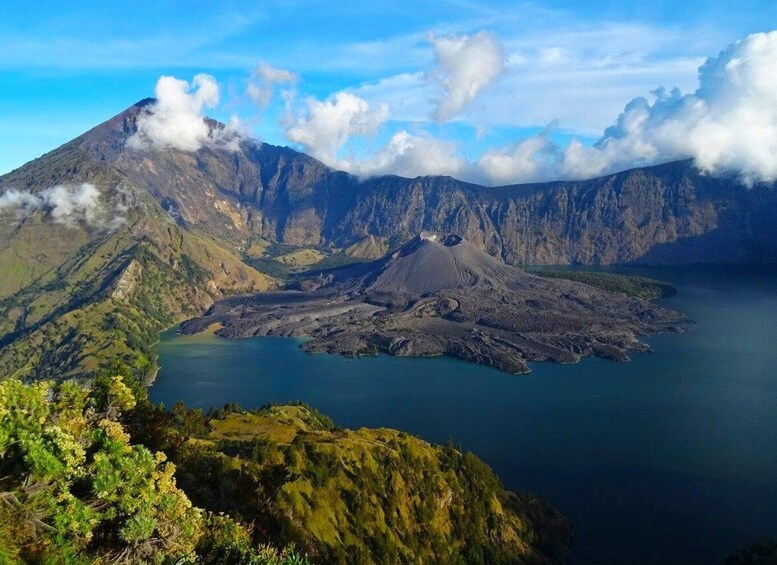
0 377 309 564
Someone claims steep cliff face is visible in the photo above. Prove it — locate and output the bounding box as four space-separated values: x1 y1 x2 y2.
2 100 775 378
333 164 777 265
85 102 777 265
3 100 777 273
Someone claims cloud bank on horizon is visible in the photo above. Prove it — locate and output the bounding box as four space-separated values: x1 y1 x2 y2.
482 30 777 185
128 30 777 186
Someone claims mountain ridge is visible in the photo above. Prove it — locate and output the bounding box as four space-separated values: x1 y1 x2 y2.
4 100 777 267
1 100 776 381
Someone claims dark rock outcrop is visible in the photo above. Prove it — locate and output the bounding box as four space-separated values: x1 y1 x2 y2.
182 233 686 374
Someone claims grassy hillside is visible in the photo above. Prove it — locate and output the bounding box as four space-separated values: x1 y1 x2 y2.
344 235 389 259
164 405 571 564
0 199 276 383
0 373 572 564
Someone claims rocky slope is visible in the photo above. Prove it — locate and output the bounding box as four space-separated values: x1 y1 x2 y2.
1 99 775 380
6 100 776 268
182 233 686 374
0 102 278 382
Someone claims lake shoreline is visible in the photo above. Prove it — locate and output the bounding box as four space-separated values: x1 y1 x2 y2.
151 266 777 565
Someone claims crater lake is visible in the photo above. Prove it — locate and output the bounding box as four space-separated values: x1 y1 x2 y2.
150 266 777 564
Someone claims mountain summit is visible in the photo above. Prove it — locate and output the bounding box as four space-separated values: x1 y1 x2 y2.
0 101 775 380
326 231 522 295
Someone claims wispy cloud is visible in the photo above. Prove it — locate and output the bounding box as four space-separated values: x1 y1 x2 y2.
429 31 505 121
0 183 125 229
0 11 261 70
246 63 297 107
352 21 709 136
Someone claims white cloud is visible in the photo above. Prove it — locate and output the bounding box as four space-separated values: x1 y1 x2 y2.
0 183 125 229
210 115 247 153
344 131 466 179
479 31 777 185
42 184 103 226
478 124 560 184
429 31 505 122
352 23 706 136
286 92 389 163
301 30 773 185
0 189 41 215
128 74 243 152
599 30 777 183
247 62 297 107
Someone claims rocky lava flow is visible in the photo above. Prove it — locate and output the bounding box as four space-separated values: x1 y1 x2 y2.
181 233 687 374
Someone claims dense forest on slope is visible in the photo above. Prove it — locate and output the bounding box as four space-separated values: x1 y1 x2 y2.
0 369 571 564
164 405 571 564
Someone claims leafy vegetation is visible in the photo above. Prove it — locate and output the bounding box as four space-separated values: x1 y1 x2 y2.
0 374 309 564
275 249 326 267
243 256 297 280
243 248 364 282
305 252 363 272
133 405 571 564
0 369 571 564
527 269 676 300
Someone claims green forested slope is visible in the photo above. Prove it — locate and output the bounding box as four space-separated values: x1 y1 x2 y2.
0 375 308 564
0 199 276 383
166 405 571 564
0 374 571 564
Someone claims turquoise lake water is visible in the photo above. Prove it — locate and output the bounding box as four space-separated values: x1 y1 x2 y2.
151 266 777 564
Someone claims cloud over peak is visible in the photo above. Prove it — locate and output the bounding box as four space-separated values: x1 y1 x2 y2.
128 74 243 152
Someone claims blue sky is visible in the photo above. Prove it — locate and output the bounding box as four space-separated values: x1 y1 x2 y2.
2 0 777 181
